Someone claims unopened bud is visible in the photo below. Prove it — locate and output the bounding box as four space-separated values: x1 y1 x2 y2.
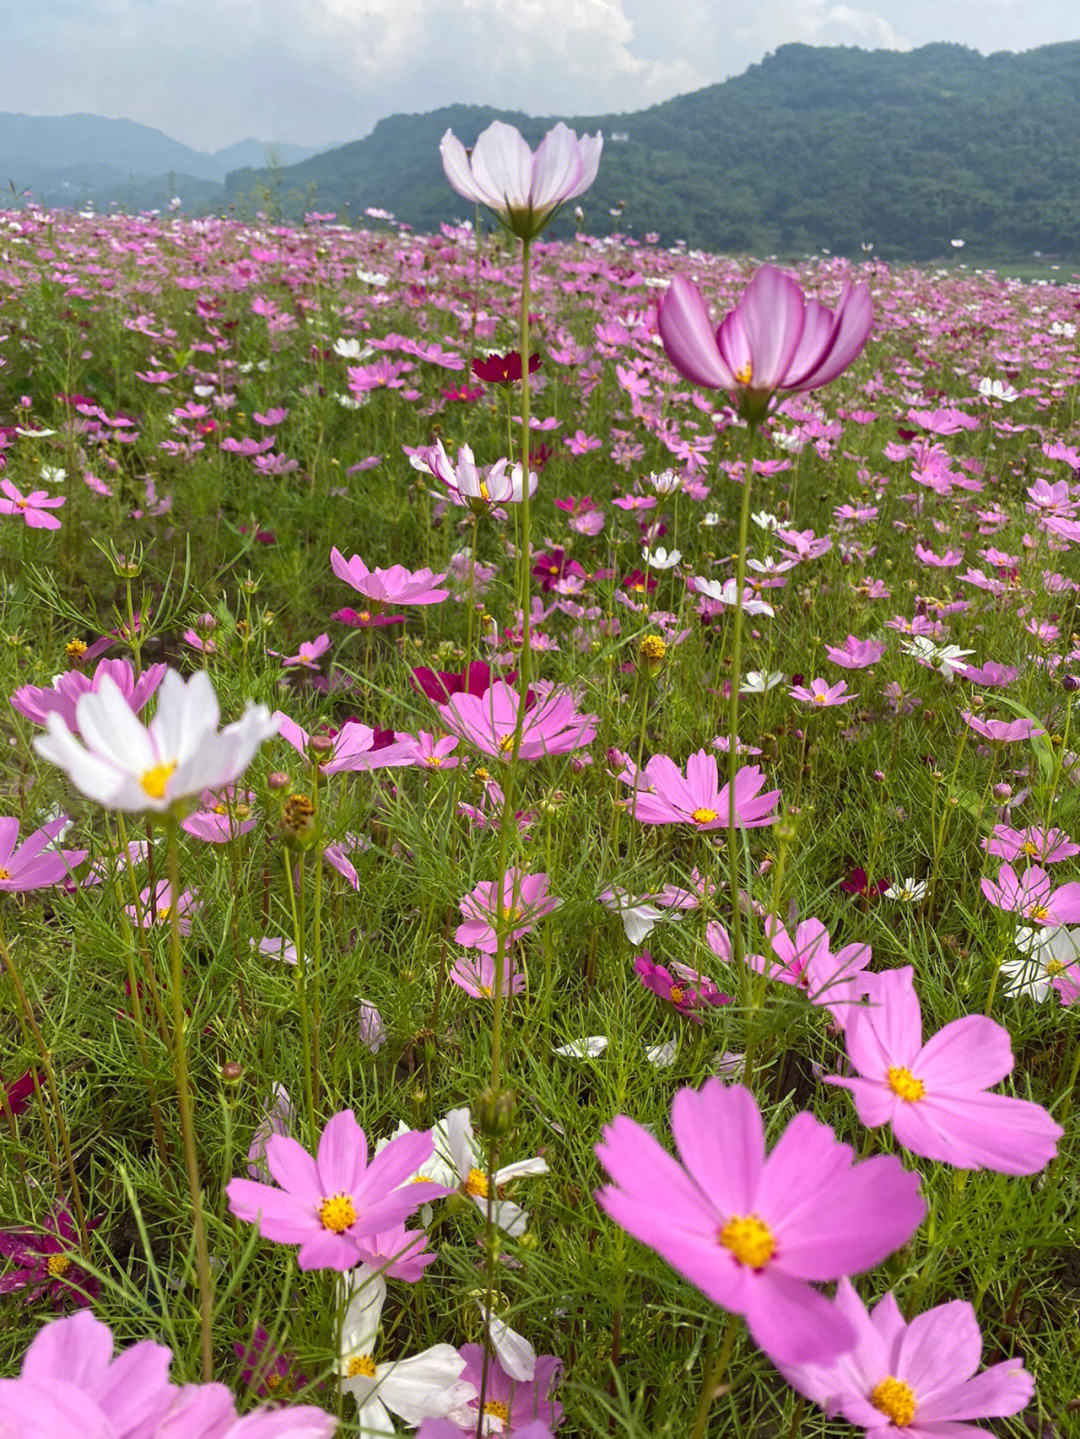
476 1086 516 1139
220 1061 243 1087
266 771 291 792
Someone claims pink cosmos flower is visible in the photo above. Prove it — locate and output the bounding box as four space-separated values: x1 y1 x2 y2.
744 916 874 1025
0 815 86 892
274 712 415 774
439 680 597 761
440 119 602 240
980 862 1080 924
826 636 886 670
181 787 257 843
280 634 331 670
11 657 166 732
0 477 66 528
445 1345 563 1434
826 966 1062 1174
402 731 461 770
656 266 872 423
595 1080 925 1367
234 1324 305 1400
0 1202 101 1308
622 749 779 831
226 1108 447 1271
983 825 1080 865
961 710 1045 743
125 880 201 934
413 439 536 514
456 870 558 953
411 662 516 707
789 677 855 706
450 950 526 1000
780 1277 1034 1437
330 548 449 608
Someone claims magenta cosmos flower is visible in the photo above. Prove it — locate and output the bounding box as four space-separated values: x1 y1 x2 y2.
780 1277 1033 1438
11 657 166 732
226 1109 447 1271
622 749 779 831
440 120 602 240
456 869 558 953
0 1202 101 1308
0 815 86 892
331 547 448 607
657 266 872 424
826 966 1062 1175
789 678 854 707
595 1080 925 1367
438 680 596 761
980 862 1080 924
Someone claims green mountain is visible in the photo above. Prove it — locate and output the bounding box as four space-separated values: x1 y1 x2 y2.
224 41 1080 261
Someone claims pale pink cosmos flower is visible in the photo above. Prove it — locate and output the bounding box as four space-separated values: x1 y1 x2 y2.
779 1277 1033 1436
983 825 1079 864
226 1109 447 1271
961 710 1045 743
11 658 166 733
789 677 855 706
402 731 461 771
980 862 1080 924
125 880 201 934
274 712 415 774
827 966 1062 1174
450 950 526 1000
622 749 779 831
413 439 536 515
656 265 872 424
745 916 873 1025
181 787 257 843
0 815 87 892
595 1080 925 1367
440 120 602 240
455 870 558 954
280 633 331 670
438 680 597 761
330 547 449 607
825 636 886 669
0 477 66 529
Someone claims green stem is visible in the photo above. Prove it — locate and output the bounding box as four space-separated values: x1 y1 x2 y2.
165 818 213 1381
517 237 533 685
726 423 758 981
284 850 317 1147
689 1312 740 1439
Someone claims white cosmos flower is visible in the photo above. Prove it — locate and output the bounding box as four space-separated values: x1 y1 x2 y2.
978 377 1019 403
1005 925 1080 1001
647 468 682 495
474 1298 537 1381
338 1269 475 1435
553 1036 609 1059
883 877 928 903
599 885 669 944
692 576 775 617
740 670 785 694
752 510 780 531
34 669 277 814
643 545 681 569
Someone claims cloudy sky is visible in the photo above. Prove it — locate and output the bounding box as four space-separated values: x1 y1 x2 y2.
5 0 1078 153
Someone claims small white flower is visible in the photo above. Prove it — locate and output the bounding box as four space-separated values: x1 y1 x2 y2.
599 885 671 944
752 510 780 531
553 1036 609 1059
38 465 67 485
1006 926 1080 1000
333 337 373 360
693 576 774 617
644 1040 677 1067
700 512 721 528
883 877 928 903
740 670 784 694
978 377 1019 403
647 468 682 495
643 545 681 570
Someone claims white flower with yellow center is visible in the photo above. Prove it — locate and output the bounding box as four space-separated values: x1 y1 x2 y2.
34 669 277 815
338 1269 475 1435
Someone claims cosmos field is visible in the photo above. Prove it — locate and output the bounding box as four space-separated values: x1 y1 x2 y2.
0 149 1079 1436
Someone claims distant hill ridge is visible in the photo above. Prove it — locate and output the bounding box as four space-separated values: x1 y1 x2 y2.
224 40 1080 260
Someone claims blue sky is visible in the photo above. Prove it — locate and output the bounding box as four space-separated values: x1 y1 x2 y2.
5 0 1078 152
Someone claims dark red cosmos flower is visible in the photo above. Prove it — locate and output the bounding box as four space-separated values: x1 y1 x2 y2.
620 568 657 596
235 1324 306 1401
839 866 891 899
531 548 586 592
411 663 533 711
0 1202 101 1308
1 1071 41 1119
471 350 541 386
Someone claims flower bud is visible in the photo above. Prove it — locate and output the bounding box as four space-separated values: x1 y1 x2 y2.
280 793 317 848
220 1061 243 1087
266 771 291 792
476 1086 517 1139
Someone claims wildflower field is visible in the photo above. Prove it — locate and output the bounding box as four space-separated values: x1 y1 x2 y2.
1 122 1079 1437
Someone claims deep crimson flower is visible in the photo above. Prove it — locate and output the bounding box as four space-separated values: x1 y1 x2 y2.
1 1071 42 1119
621 568 658 595
0 1202 101 1308
411 662 513 706
471 350 541 386
839 866 890 899
532 548 585 592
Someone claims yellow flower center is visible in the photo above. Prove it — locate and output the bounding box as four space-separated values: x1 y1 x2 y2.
465 1167 489 1198
691 807 718 824
264 1373 292 1396
318 1193 357 1233
359 611 370 624
483 1401 510 1423
46 1253 71 1278
501 905 523 924
814 693 828 704
669 985 686 1004
1021 840 1039 857
425 755 443 767
735 362 754 385
475 767 491 782
0 867 10 881
719 1214 775 1269
479 481 491 502
213 803 228 814
347 1355 377 1378
499 734 518 754
1027 903 1050 921
1045 958 1067 976
157 904 172 921
140 760 178 799
887 1066 925 1102
639 635 667 661
870 1376 917 1426
65 639 88 660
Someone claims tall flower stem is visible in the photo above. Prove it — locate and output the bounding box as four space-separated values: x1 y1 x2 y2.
165 816 213 1381
0 918 89 1252
517 237 533 683
725 422 758 978
284 849 317 1148
689 1311 740 1439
